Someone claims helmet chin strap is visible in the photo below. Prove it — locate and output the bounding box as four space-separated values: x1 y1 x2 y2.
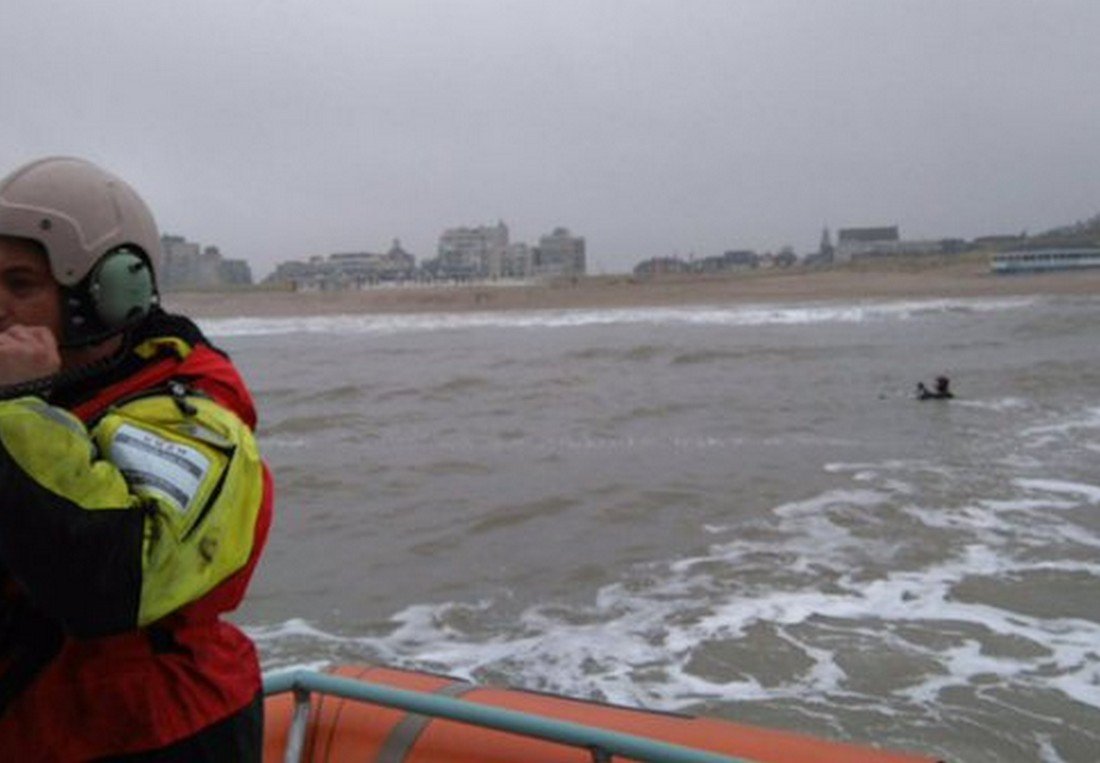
59 285 120 348
0 331 131 400
59 304 156 348
59 326 128 349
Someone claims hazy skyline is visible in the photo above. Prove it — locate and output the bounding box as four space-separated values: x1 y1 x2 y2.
3 1 1098 277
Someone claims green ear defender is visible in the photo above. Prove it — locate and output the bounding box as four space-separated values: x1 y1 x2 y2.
89 248 157 327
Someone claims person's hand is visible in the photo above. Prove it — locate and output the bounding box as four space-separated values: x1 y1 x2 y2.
0 325 61 386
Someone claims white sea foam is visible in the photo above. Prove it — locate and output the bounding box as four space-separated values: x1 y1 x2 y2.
251 617 341 641
1014 478 1100 505
255 522 1100 718
954 396 1032 413
252 401 1100 727
1021 406 1100 437
244 313 1100 760
199 297 1037 338
251 544 1100 713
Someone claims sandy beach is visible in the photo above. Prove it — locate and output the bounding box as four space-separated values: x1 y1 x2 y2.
162 255 1100 318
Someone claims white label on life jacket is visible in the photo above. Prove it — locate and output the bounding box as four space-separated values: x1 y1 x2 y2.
108 423 211 515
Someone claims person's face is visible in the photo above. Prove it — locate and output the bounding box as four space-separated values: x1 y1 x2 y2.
0 236 63 340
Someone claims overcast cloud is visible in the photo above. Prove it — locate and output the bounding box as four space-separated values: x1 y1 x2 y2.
3 0 1098 276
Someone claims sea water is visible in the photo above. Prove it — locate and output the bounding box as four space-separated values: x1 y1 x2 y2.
210 294 1100 763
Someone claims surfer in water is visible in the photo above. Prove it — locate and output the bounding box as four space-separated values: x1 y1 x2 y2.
916 375 954 400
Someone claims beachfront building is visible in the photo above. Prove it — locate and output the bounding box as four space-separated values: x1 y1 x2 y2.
634 256 691 276
533 227 586 277
219 258 253 286
161 235 201 287
159 234 253 291
835 226 900 262
821 227 834 258
327 240 417 284
501 243 532 278
991 247 1100 274
759 246 798 269
432 221 510 279
974 234 1028 250
835 225 964 263
266 222 588 287
267 240 416 290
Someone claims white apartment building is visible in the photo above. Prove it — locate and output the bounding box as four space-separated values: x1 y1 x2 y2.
534 227 586 277
436 221 509 278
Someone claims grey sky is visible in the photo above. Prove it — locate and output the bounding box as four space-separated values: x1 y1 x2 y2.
3 1 1098 276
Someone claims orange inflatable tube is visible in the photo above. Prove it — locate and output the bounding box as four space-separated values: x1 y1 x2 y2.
264 664 941 763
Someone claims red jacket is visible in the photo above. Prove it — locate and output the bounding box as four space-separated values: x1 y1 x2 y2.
0 313 273 761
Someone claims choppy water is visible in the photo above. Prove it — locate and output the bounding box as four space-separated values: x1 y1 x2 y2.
210 295 1100 763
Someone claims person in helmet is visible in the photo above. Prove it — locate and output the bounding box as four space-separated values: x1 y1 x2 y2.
0 157 272 761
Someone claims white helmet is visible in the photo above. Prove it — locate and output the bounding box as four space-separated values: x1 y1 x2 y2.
0 156 161 344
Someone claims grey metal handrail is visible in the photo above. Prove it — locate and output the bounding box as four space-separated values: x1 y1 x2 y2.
264 669 748 763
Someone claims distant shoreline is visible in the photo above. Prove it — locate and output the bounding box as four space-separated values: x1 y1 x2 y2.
162 256 1100 319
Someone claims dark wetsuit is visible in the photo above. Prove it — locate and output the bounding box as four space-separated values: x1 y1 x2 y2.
916 381 953 400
